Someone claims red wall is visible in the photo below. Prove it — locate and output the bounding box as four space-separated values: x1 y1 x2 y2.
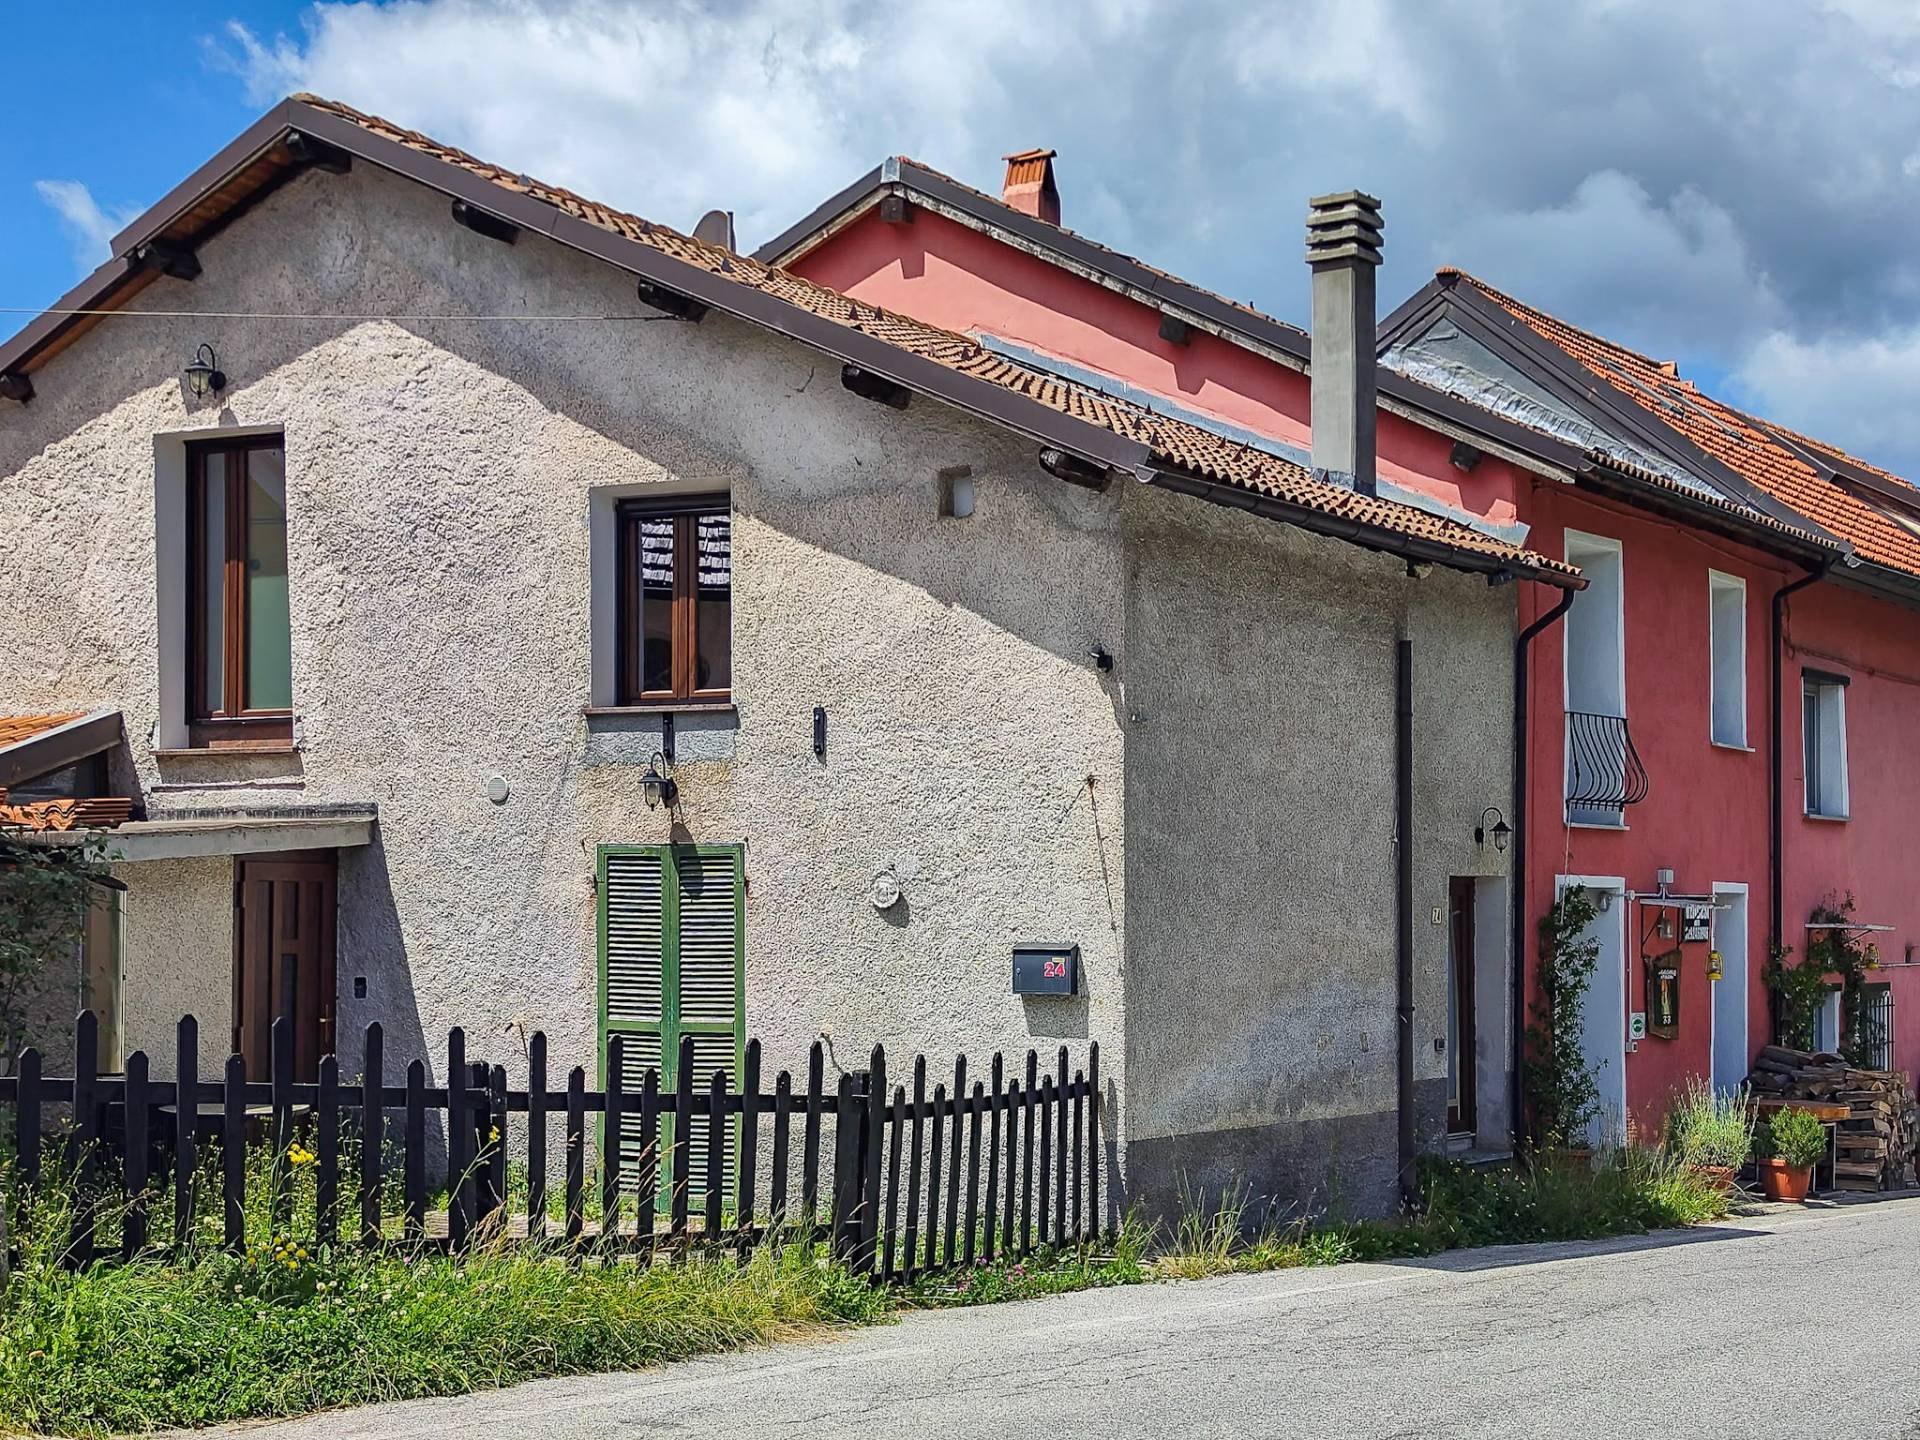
1518 486 1785 1139
791 209 1524 527
1780 582 1920 1082
791 195 1920 1130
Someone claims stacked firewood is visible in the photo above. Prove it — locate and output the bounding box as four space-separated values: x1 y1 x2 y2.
1746 1045 1919 1190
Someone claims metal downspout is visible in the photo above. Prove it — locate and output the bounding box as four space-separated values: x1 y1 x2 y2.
1509 586 1576 1153
1770 564 1829 1027
1396 632 1417 1206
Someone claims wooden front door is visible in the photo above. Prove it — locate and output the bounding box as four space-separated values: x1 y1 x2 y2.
1447 877 1477 1136
234 853 337 1081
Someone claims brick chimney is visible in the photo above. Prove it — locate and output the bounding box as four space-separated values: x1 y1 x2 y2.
1002 149 1060 225
1305 190 1383 496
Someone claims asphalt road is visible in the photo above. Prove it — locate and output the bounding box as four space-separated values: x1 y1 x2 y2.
189 1196 1920 1440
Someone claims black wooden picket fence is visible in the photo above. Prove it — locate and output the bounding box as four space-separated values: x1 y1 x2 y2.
0 1012 1104 1283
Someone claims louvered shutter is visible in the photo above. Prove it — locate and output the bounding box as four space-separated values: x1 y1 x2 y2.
598 844 744 1205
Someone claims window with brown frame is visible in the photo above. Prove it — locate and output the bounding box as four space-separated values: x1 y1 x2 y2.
187 435 295 747
615 497 732 706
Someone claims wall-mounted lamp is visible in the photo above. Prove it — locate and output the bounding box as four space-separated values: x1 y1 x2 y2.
1475 806 1511 853
183 344 226 399
640 751 679 811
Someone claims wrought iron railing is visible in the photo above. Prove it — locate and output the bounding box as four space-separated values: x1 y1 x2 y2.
1565 709 1649 820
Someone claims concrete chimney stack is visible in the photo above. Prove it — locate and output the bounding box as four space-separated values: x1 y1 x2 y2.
1305 190 1383 496
1002 149 1060 225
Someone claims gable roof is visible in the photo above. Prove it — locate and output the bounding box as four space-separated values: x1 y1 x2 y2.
1397 271 1920 583
753 156 1628 483
0 97 1575 588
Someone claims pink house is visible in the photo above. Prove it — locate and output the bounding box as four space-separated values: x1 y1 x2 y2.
762 153 1920 1153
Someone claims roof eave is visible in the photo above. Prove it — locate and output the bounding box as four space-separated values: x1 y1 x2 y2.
0 709 124 790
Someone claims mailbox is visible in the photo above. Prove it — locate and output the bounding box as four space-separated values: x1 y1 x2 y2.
1013 943 1080 996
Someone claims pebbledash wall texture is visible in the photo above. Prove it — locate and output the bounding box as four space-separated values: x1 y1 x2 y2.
0 157 1515 1220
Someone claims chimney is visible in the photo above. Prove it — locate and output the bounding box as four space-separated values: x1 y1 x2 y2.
1305 190 1383 496
1002 149 1060 225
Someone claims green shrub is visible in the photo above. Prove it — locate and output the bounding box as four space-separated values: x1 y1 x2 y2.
1664 1079 1754 1170
1756 1108 1827 1169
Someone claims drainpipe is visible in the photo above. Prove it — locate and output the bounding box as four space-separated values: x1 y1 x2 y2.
1509 586 1576 1154
1769 564 1829 1030
1396 631 1416 1206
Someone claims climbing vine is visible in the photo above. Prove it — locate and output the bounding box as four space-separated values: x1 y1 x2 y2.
1765 892 1882 1063
1524 886 1603 1150
0 828 112 1077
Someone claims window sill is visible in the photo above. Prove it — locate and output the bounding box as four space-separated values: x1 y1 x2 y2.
1710 740 1754 753
154 745 301 759
1566 819 1630 832
583 703 737 718
1803 810 1851 824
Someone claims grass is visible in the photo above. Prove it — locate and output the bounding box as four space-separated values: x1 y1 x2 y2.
0 1143 1733 1434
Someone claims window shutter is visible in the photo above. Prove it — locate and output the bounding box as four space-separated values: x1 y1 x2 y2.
598 844 743 1202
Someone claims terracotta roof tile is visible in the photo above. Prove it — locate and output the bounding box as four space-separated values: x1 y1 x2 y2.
0 713 84 750
0 795 133 832
1447 270 1920 578
291 96 1572 581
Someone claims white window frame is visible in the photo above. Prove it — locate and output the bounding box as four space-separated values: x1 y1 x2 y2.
1802 671 1850 820
1707 570 1747 749
1562 529 1628 827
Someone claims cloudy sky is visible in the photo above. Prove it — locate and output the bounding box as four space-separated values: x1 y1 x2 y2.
9 1 1920 473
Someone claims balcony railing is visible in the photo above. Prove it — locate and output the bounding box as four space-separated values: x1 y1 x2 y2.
1565 709 1650 822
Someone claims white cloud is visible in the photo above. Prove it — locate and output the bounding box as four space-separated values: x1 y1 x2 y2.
202 0 1920 471
34 180 141 275
1734 327 1920 475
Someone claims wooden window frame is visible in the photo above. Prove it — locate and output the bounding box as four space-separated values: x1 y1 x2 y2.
615 496 732 707
187 435 294 748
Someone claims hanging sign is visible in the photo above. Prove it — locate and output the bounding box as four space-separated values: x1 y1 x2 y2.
1682 903 1713 944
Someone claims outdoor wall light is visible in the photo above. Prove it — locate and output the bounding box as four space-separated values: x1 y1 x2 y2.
1475 806 1512 853
183 344 226 399
640 751 679 811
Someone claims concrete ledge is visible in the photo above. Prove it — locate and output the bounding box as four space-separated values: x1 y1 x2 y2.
24 805 377 860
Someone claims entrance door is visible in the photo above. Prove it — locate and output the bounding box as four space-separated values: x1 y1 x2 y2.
234 853 338 1081
1565 877 1627 1146
1709 885 1749 1094
1447 877 1477 1135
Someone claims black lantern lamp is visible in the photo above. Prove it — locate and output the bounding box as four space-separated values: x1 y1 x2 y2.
1475 806 1512 853
183 344 226 399
640 751 678 811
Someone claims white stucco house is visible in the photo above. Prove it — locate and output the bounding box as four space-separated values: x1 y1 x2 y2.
0 97 1578 1219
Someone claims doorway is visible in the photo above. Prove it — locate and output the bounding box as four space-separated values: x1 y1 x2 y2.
1561 875 1627 1146
233 852 338 1081
1709 884 1750 1094
1447 877 1477 1136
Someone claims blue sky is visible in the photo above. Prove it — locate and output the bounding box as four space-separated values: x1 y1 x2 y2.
7 2 1920 476
2 4 312 310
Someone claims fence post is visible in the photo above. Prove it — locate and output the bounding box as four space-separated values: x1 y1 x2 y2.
1021 1050 1038 1257
637 1066 659 1259
317 1056 340 1247
122 1050 150 1259
1088 1041 1101 1239
984 1053 1002 1263
737 1039 762 1261
70 1010 98 1267
173 1017 197 1252
1054 1046 1069 1244
564 1066 585 1246
800 1041 823 1233
488 1064 508 1230
360 1022 384 1247
704 1068 726 1246
828 1070 860 1262
526 1032 547 1242
602 1034 625 1246
446 1028 468 1251
903 1056 926 1280
470 1062 492 1227
964 1080 983 1267
270 1016 294 1232
404 1060 426 1241
944 1054 966 1270
858 1044 887 1275
15 1047 41 1201
222 1053 246 1253
671 1036 694 1243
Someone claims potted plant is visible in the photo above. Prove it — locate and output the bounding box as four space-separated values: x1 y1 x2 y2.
1755 1107 1827 1203
1665 1079 1754 1192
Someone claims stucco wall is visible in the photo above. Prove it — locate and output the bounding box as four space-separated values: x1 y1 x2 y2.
0 163 1126 1149
115 856 235 1078
1119 483 1513 1221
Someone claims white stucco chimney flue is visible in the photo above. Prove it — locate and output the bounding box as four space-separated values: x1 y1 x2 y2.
1306 190 1383 498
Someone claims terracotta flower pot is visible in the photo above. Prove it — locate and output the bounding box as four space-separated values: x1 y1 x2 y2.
1759 1157 1814 1204
1688 1163 1737 1194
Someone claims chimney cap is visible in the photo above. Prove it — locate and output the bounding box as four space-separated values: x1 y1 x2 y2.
1306 189 1384 268
1002 148 1060 226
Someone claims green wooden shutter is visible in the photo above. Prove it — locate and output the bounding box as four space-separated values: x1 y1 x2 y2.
598 843 744 1195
